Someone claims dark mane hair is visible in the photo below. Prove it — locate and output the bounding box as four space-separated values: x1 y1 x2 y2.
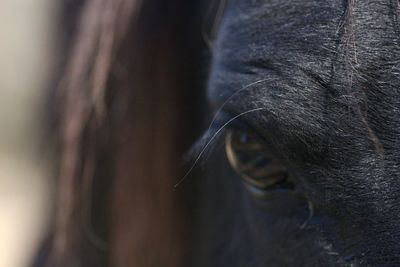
48 0 211 266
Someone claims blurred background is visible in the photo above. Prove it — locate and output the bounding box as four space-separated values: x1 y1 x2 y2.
0 0 55 266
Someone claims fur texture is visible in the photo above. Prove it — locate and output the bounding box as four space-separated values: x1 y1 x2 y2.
45 0 400 266
193 0 400 266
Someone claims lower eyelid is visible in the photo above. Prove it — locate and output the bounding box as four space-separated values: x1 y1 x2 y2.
225 128 293 193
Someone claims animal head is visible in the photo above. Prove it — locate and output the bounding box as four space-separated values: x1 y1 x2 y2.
48 0 400 266
193 0 400 266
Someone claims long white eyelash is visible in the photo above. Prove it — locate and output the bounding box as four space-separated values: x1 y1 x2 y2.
174 107 267 188
206 78 269 135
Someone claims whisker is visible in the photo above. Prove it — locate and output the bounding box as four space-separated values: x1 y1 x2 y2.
174 107 267 188
207 79 268 134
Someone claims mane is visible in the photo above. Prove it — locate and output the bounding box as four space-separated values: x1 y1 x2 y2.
47 0 210 266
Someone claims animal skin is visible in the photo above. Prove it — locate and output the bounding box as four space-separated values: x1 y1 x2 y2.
191 0 400 266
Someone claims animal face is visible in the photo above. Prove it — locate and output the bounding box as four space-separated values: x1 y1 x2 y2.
194 0 400 266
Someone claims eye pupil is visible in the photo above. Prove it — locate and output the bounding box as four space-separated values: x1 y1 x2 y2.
225 129 293 195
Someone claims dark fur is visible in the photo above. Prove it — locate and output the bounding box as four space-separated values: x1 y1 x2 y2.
193 0 400 266
45 0 400 266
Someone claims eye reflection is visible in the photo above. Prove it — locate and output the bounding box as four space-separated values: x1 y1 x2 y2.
225 128 294 195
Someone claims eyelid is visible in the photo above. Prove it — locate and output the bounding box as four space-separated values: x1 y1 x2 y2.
225 127 295 195
213 108 256 130
221 111 268 144
183 109 265 166
182 111 236 163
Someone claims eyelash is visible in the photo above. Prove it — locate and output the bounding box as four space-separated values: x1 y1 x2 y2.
182 111 295 197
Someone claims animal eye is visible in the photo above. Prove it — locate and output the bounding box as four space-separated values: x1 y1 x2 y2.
225 128 294 197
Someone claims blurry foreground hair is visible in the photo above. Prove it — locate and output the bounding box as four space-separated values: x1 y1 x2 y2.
47 0 209 266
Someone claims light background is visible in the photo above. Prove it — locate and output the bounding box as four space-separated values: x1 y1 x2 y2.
0 0 54 266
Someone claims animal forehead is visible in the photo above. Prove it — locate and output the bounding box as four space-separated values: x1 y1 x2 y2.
214 0 342 60
208 0 400 134
208 1 339 123
211 0 399 81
